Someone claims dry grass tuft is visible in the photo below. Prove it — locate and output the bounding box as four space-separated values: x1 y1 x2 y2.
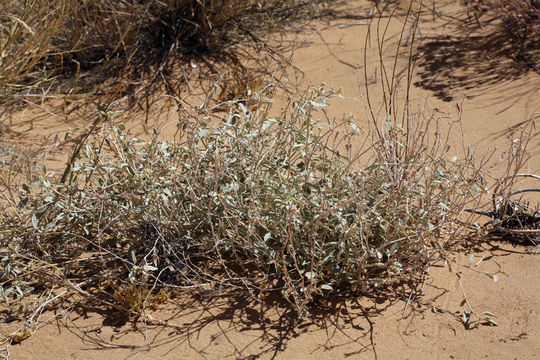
0 0 339 111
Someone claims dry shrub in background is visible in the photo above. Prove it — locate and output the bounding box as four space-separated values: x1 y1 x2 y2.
0 0 339 110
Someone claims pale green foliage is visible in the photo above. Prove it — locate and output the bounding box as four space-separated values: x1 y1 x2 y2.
0 87 485 315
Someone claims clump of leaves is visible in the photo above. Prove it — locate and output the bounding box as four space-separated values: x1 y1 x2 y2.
0 86 492 316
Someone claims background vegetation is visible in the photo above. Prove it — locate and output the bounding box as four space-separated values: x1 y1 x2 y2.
0 0 339 110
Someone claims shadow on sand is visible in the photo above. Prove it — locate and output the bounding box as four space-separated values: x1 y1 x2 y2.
413 19 540 102
54 280 429 360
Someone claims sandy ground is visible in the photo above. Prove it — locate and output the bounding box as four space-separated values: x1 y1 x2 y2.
2 0 539 359
5 243 540 360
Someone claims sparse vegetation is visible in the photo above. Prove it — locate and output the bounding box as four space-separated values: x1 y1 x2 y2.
469 0 540 37
0 88 463 314
0 0 538 354
0 83 536 322
0 0 338 110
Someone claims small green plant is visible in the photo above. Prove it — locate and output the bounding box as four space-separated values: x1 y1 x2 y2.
462 310 498 329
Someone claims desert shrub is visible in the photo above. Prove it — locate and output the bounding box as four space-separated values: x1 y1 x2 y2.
1 1 536 327
0 86 492 316
0 0 337 107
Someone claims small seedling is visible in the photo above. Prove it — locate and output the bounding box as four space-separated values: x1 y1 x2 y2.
463 310 499 329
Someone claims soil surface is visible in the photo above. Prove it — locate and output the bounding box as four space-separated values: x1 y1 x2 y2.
3 1 539 359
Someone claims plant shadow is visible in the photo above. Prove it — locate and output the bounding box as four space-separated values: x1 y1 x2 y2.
54 280 425 360
413 18 540 102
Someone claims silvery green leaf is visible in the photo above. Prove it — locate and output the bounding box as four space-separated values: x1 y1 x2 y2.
438 202 450 211
310 99 327 107
463 311 470 325
142 265 158 272
304 272 316 280
385 115 392 131
239 103 248 115
197 129 209 138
